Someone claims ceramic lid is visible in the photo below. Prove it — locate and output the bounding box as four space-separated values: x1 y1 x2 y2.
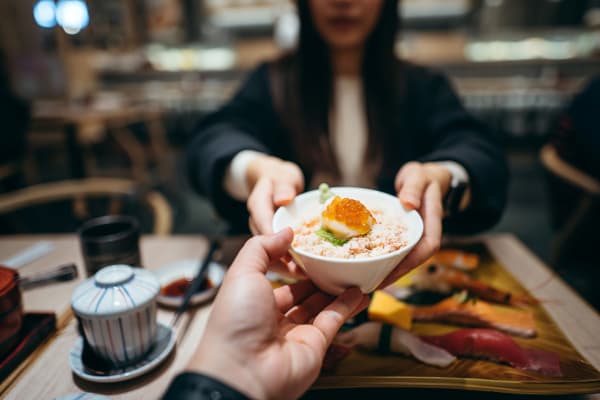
71 265 159 317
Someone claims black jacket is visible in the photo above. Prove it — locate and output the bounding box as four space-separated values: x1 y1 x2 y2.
187 61 508 234
164 373 248 399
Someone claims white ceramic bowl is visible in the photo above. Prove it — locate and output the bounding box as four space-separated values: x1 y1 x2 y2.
71 264 160 366
272 187 423 295
154 259 226 308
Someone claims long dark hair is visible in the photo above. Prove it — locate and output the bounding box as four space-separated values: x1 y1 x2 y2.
271 0 400 177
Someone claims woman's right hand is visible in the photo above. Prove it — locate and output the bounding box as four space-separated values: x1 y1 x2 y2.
246 155 304 235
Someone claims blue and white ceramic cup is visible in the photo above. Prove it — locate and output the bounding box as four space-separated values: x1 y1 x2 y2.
71 265 160 367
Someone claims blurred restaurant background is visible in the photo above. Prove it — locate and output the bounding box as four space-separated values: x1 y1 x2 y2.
0 0 598 306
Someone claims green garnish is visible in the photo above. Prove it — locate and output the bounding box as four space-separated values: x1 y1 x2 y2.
315 227 349 246
317 183 346 245
454 290 477 304
319 183 335 204
455 290 469 304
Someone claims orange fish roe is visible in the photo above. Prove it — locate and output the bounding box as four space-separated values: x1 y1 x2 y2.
321 196 375 235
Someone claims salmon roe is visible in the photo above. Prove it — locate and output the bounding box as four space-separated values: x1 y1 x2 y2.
321 196 374 234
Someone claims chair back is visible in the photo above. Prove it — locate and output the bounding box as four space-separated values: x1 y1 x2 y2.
0 178 172 235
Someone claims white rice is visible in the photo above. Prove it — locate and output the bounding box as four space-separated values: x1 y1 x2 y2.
292 210 407 259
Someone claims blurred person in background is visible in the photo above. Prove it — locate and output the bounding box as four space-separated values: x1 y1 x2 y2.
552 76 600 183
187 0 508 282
546 76 600 292
0 48 30 192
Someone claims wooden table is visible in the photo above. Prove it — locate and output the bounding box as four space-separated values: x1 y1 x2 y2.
31 102 167 180
0 234 599 399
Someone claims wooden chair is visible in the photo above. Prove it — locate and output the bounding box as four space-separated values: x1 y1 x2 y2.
0 162 19 184
0 178 173 235
540 143 600 265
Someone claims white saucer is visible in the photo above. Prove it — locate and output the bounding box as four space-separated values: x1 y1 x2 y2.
154 259 226 308
69 322 176 383
54 393 110 400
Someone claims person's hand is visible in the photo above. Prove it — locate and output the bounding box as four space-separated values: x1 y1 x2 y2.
335 322 382 350
246 155 305 277
186 229 370 400
246 155 304 235
378 162 450 287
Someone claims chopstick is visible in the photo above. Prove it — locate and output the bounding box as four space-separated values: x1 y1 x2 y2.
171 239 221 327
19 263 78 290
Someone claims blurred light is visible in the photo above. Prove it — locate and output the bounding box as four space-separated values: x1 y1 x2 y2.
465 35 592 62
274 11 298 50
56 0 89 35
33 0 57 28
145 45 236 72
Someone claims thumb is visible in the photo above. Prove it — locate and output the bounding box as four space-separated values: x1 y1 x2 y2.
229 228 294 275
273 182 297 206
334 330 357 347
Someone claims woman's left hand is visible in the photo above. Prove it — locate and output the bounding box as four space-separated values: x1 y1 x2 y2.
378 162 451 288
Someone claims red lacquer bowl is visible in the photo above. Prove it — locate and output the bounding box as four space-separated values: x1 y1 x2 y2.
0 265 23 359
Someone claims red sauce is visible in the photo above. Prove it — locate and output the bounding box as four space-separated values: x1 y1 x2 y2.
160 277 213 297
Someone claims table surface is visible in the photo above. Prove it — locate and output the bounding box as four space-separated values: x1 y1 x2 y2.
1 233 599 399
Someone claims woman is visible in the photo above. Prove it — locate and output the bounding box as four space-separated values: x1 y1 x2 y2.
187 0 508 281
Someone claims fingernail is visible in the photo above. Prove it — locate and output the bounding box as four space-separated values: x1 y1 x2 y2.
275 227 294 239
400 197 418 209
357 296 370 312
274 188 294 205
340 287 364 306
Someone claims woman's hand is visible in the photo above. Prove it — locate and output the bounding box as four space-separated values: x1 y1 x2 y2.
186 229 370 400
379 162 451 287
246 155 304 235
246 155 305 277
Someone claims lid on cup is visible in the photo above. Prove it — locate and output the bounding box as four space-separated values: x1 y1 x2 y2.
71 264 159 317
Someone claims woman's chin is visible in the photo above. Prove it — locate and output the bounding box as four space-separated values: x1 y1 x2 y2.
325 35 368 52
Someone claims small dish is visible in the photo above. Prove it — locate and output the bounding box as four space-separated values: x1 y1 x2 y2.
272 187 423 295
69 322 175 383
54 393 110 400
154 260 226 308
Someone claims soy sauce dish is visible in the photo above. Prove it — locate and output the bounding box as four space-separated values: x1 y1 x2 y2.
272 187 423 295
153 259 226 308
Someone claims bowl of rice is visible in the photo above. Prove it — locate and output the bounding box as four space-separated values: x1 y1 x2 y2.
272 186 423 295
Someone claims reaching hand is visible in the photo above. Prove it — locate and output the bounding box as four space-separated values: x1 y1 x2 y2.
246 155 304 235
335 322 382 350
246 155 305 278
379 162 450 287
186 229 370 400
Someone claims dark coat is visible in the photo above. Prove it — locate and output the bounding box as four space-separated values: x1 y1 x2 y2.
187 61 509 234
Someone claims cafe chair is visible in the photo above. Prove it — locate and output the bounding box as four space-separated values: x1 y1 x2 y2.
0 162 18 184
0 178 173 235
539 143 600 266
